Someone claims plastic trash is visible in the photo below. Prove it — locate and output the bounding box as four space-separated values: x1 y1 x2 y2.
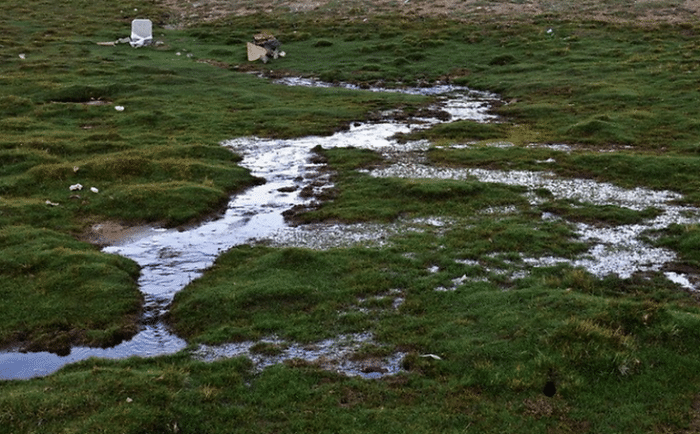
130 19 153 47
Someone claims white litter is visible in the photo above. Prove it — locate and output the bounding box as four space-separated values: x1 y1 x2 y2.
420 354 442 360
115 106 125 112
90 187 99 193
246 43 268 62
129 19 153 48
69 183 83 191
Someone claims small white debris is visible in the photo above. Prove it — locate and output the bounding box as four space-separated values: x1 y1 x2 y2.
453 274 469 285
126 397 133 403
665 272 697 291
90 187 99 193
547 28 554 34
420 354 442 360
73 166 80 173
18 54 26 60
69 183 83 191
115 106 125 111
45 200 60 206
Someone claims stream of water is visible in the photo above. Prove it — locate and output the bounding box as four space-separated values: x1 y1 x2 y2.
0 81 497 380
1 79 698 380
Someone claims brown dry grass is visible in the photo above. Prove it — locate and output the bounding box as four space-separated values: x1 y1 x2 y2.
159 0 700 26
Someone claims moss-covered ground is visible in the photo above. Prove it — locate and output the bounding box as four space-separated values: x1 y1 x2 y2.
3 1 700 433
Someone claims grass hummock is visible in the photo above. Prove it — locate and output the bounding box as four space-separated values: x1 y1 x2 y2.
3 1 700 433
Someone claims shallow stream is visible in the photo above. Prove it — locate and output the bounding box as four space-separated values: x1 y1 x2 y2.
0 80 496 380
1 78 698 380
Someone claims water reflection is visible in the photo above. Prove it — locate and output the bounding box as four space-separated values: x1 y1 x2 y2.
3 78 697 381
0 81 496 380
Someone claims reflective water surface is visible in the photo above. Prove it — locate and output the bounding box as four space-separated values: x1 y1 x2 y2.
1 79 698 380
0 81 497 380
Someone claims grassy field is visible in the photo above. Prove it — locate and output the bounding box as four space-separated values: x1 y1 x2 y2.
3 0 700 432
0 0 426 351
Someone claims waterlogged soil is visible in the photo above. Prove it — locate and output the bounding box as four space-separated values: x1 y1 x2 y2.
0 80 496 380
369 152 700 282
3 77 700 380
193 333 407 379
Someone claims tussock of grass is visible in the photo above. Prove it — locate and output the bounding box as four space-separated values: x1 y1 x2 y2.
168 246 397 343
295 147 529 223
540 199 662 226
0 226 141 352
4 1 700 432
656 224 700 267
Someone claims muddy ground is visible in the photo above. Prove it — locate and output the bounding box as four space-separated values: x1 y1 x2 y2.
160 0 700 26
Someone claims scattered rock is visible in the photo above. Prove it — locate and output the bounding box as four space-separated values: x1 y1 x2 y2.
247 32 285 63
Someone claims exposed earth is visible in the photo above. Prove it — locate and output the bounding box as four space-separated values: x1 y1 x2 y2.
160 0 700 26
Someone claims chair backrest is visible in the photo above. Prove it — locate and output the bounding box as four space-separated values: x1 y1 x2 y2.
130 19 153 47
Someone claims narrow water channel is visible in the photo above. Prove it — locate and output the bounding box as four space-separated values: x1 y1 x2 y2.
2 78 698 380
0 80 497 380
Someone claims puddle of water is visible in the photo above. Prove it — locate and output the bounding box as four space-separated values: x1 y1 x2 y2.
0 80 496 380
273 76 499 100
193 333 405 379
253 217 451 250
0 324 186 380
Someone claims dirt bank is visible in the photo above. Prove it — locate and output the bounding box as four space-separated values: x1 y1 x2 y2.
160 0 700 26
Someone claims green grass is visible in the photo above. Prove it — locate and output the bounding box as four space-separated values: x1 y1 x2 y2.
229 15 700 149
655 223 700 268
0 225 141 353
5 246 700 433
0 1 428 350
4 1 700 433
429 147 700 204
292 146 531 223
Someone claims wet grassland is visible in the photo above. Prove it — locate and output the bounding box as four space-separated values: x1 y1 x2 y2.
3 1 700 433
